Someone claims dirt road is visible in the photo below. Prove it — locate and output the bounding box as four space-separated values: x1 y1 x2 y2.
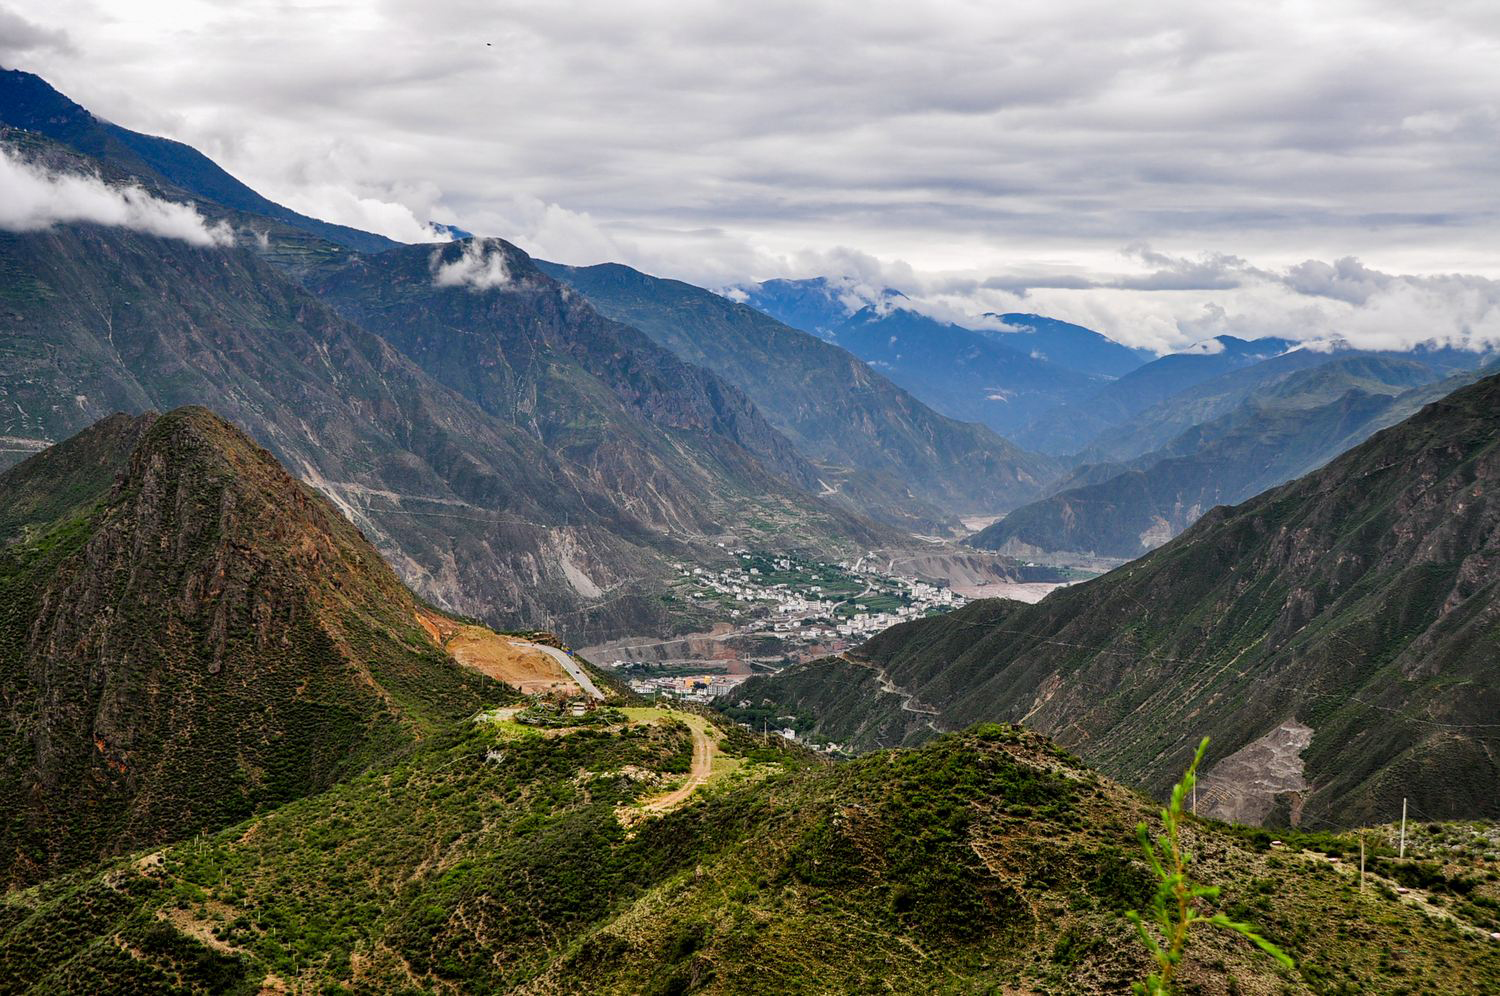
838 652 943 732
641 720 715 812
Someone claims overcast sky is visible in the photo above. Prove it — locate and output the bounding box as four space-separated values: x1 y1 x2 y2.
3 0 1498 351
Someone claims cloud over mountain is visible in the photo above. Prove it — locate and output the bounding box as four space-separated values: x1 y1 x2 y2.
0 145 233 246
7 0 1497 353
431 238 513 290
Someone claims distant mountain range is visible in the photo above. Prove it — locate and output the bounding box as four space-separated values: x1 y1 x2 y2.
733 275 869 339
734 277 1153 436
829 305 1110 435
973 354 1489 557
727 369 1500 826
1010 335 1299 455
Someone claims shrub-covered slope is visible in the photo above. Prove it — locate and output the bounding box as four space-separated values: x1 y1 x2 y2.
1 721 1495 993
0 409 509 883
733 372 1500 826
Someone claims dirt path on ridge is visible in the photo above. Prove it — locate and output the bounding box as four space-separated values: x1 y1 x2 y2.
640 721 715 812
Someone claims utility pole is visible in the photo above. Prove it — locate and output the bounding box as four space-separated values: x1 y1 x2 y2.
1399 797 1407 859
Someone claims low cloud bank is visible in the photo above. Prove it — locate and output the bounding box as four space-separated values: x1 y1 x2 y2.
0 146 234 247
431 238 512 290
754 244 1500 357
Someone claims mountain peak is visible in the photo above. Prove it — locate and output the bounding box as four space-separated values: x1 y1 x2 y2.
0 409 507 881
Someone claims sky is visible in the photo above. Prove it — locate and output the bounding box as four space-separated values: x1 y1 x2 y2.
2 0 1498 352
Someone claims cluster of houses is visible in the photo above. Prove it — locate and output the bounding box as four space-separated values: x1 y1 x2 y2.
624 672 749 703
671 553 963 647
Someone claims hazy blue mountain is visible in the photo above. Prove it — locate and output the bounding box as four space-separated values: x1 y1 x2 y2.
982 312 1153 377
830 306 1106 435
972 355 1462 557
732 276 865 338
1011 335 1298 454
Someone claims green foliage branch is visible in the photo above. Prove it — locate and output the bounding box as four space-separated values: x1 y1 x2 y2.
1127 736 1293 994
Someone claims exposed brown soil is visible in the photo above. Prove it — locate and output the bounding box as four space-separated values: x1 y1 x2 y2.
427 615 578 696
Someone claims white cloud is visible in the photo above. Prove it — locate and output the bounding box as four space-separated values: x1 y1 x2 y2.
431 238 512 290
0 145 234 246
760 246 1500 356
281 182 445 244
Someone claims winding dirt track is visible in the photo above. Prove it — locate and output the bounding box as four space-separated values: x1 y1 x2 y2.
641 721 715 812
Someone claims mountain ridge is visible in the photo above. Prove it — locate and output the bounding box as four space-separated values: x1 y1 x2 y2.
538 259 1061 529
0 408 510 882
0 67 398 253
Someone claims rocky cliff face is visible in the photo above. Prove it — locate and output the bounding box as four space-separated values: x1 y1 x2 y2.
0 409 507 882
732 372 1500 826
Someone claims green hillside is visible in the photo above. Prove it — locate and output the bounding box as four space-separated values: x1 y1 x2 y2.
732 372 1500 827
3 718 1495 993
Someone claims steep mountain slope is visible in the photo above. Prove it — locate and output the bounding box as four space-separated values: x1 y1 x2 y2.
973 356 1461 557
0 409 508 883
0 212 634 640
982 312 1152 378
0 132 881 642
731 372 1500 826
0 67 397 253
831 306 1105 435
537 260 1060 527
304 240 833 508
1012 335 1296 455
4 719 1493 993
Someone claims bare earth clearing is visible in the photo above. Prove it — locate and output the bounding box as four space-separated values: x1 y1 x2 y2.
415 609 578 695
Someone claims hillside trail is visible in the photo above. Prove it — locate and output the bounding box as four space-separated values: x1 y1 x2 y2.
837 652 943 732
640 720 715 812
